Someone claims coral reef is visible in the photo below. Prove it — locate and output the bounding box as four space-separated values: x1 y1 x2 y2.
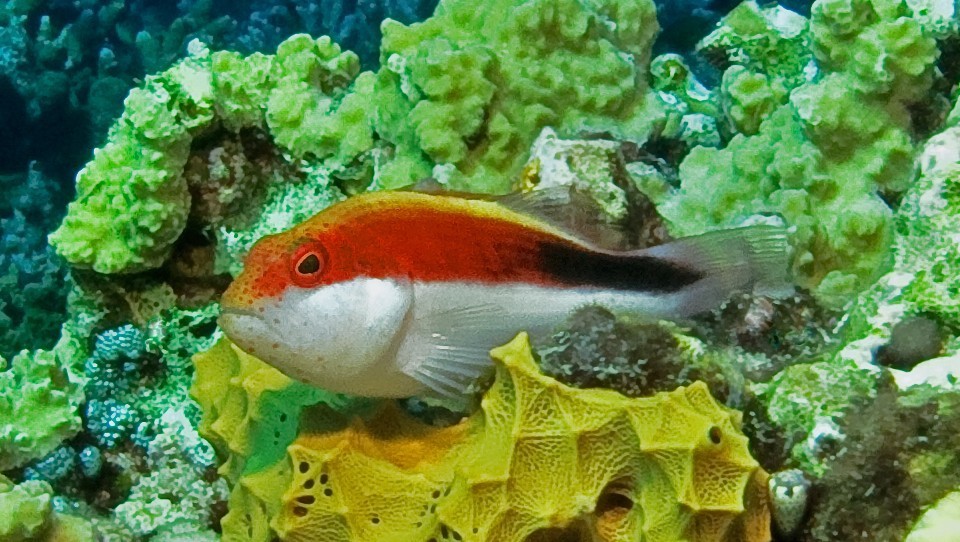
749 64 960 540
796 374 960 541
111 408 228 539
46 35 358 274
193 333 771 542
0 0 437 170
536 305 746 403
370 0 662 192
8 0 960 540
0 346 85 472
0 0 439 347
657 0 948 306
0 474 94 541
48 0 670 274
0 165 70 360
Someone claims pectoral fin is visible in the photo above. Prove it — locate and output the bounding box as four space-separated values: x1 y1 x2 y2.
399 303 508 401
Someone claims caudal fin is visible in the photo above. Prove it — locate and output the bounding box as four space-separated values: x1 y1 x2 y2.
640 225 794 317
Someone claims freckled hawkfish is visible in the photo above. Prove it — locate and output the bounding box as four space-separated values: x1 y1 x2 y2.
219 186 791 400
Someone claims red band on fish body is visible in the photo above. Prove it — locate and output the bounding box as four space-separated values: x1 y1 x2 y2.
222 190 701 310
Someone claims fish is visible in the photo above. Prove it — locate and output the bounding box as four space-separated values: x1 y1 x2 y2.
218 187 791 399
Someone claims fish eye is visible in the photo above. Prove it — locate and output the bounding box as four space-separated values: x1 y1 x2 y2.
291 243 327 285
297 253 321 275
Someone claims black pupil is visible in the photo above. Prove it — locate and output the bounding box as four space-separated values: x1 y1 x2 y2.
298 253 321 274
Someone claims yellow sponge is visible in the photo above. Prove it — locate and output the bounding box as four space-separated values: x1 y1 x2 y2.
196 333 771 542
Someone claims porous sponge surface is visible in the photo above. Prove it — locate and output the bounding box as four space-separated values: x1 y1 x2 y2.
198 333 770 542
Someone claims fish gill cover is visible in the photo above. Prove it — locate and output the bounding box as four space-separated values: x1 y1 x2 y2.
2 0 960 541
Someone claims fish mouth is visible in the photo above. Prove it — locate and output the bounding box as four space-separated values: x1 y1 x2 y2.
217 308 280 359
219 305 263 319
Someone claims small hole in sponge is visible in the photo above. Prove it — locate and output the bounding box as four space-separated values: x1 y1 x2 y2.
596 480 634 516
324 488 333 497
320 473 329 484
596 490 634 513
709 426 722 444
297 495 315 505
304 479 315 489
371 516 380 524
293 506 307 517
298 462 309 473
523 522 590 542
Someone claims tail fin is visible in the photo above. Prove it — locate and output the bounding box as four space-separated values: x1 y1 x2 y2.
639 225 794 317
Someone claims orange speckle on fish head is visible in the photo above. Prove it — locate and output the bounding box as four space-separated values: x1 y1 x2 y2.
221 226 333 310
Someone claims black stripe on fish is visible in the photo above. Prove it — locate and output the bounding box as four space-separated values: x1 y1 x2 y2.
538 241 703 292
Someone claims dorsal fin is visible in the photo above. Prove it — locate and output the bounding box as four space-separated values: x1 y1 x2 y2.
401 179 629 250
400 177 499 201
497 186 630 250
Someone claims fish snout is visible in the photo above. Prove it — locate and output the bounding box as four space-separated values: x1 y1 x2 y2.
217 310 269 358
221 274 260 314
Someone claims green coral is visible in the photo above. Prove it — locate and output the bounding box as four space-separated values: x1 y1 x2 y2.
649 53 722 149
840 100 960 360
112 408 227 538
720 65 787 136
49 37 361 274
0 475 52 541
371 0 662 192
810 0 939 102
0 346 85 471
696 1 812 88
752 89 960 483
48 51 209 274
0 475 93 541
650 54 718 118
52 0 666 274
264 35 373 164
660 0 945 306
